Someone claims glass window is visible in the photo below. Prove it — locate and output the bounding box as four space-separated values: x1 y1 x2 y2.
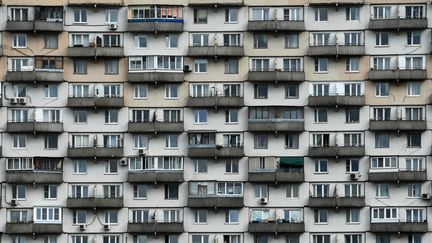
285 33 299 48
194 9 208 23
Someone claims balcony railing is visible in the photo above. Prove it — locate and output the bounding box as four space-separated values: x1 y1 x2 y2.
128 121 184 133
308 95 365 107
67 96 124 108
6 170 62 184
187 95 244 108
6 121 64 133
309 145 365 157
188 45 244 57
370 221 428 233
6 222 63 234
308 44 365 56
188 144 244 157
67 46 124 57
368 69 427 81
67 197 124 208
127 19 184 32
248 20 305 32
248 118 304 132
128 221 184 233
128 170 184 183
67 146 124 158
6 68 64 82
369 119 427 131
368 169 427 182
369 18 427 30
248 69 305 82
128 71 184 83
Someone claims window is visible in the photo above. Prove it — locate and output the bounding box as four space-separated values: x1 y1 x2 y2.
344 133 361 146
406 158 423 171
34 207 61 223
407 133 421 147
406 6 423 18
313 235 330 243
285 33 299 48
194 59 208 73
254 134 268 149
314 8 328 21
314 160 328 173
346 209 360 223
43 236 57 243
74 9 87 23
73 60 87 74
406 107 424 119
371 157 397 169
74 110 87 124
10 8 29 21
13 135 26 149
376 184 389 198
346 159 359 173
194 209 207 224
408 184 421 198
104 210 118 224
407 31 421 45
104 160 118 174
408 234 422 243
251 58 270 71
165 134 178 148
13 33 27 48
12 185 26 199
44 135 58 149
405 57 423 70
225 109 238 123
254 84 268 99
105 59 119 75
43 84 58 98
11 58 30 72
164 110 181 122
314 58 328 72
134 135 148 149
103 236 120 243
254 33 268 48
251 8 270 20
44 33 58 49
73 160 87 174
285 84 299 98
372 207 398 222
72 85 89 97
286 134 299 149
313 184 329 197
165 184 179 199
105 110 118 124
134 84 148 99
226 159 239 173
345 235 362 243
314 209 328 224
73 210 86 224
373 6 390 19
192 235 209 243
254 184 268 198
165 84 178 99
375 133 389 148
192 34 209 46
346 7 360 21
133 185 147 199
286 184 299 198
225 59 239 74
375 82 389 97
225 210 238 224
376 32 389 46
194 110 207 124
225 8 238 23
313 33 330 46
376 235 390 243
194 159 207 173
194 9 208 23
345 108 359 123
71 185 89 198
313 108 328 123
165 34 178 48
105 9 118 23
284 7 302 20
346 58 359 72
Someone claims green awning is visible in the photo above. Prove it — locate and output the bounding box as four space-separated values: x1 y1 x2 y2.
280 157 304 166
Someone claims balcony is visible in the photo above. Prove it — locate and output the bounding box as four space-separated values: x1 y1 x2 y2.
6 122 64 133
249 170 304 183
188 196 244 208
187 96 244 108
309 146 365 157
67 97 124 108
6 21 34 31
248 119 304 132
368 171 427 182
248 222 305 233
127 20 184 32
370 222 428 233
188 0 244 6
369 18 427 30
188 46 244 57
128 121 184 133
67 47 124 57
6 171 62 184
127 222 184 233
368 69 427 81
6 71 36 82
188 145 244 157
308 95 365 107
128 171 184 183
67 147 124 158
68 0 123 5
6 223 62 234
34 20 63 32
67 197 123 208
309 196 365 208
128 72 184 83
308 45 365 56
6 70 64 82
248 70 305 82
308 0 365 4
248 20 305 32
369 120 427 131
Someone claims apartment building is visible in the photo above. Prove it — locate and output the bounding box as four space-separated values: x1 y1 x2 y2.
0 0 431 243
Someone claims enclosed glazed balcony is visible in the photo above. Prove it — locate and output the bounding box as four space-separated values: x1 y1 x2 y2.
34 7 63 32
6 158 63 184
369 120 427 131
188 181 244 208
309 185 365 208
370 207 428 233
127 6 184 32
188 132 244 157
248 157 304 183
248 107 304 132
308 95 365 107
6 208 62 234
368 157 427 182
67 97 124 108
249 209 305 233
187 95 244 108
368 69 427 81
7 121 63 133
127 156 184 183
128 56 184 82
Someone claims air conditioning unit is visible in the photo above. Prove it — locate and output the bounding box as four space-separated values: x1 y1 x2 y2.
422 193 430 200
350 173 360 180
103 224 110 231
184 65 191 72
109 23 118 30
10 98 18 104
259 197 268 205
18 98 26 104
79 224 86 231
120 160 128 166
11 199 17 206
138 149 145 156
